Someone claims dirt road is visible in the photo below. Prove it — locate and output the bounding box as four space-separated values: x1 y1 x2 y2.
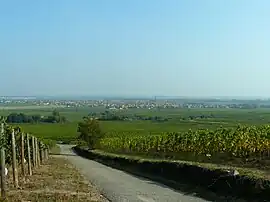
59 144 209 202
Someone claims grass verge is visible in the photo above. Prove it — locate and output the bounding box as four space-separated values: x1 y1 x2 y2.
73 146 270 202
4 156 106 202
49 145 61 155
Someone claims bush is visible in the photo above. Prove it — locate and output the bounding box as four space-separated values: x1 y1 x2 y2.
77 117 104 149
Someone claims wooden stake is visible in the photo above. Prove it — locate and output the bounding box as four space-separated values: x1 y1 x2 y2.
1 122 6 199
0 148 6 199
26 134 32 175
32 136 36 168
38 140 41 166
39 142 43 164
11 129 18 188
20 133 25 179
44 147 48 161
41 143 45 163
35 138 40 166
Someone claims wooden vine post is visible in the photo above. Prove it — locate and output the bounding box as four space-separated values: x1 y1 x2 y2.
40 142 44 164
39 142 42 164
35 137 39 166
11 129 19 188
0 149 5 199
20 132 25 179
44 146 48 161
32 136 36 168
38 140 41 165
35 138 40 166
43 144 46 162
26 133 32 175
0 123 6 199
46 147 49 160
42 143 46 162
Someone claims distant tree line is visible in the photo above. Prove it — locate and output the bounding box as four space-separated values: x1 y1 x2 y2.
183 114 215 120
88 111 169 122
88 111 217 122
6 109 67 124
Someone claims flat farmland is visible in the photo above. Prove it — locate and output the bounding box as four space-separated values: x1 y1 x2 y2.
1 106 269 143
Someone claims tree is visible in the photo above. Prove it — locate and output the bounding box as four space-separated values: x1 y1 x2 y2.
52 109 60 123
32 114 41 123
52 109 60 117
60 116 67 123
77 117 104 149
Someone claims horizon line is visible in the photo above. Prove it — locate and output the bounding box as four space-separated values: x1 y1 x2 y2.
0 95 269 100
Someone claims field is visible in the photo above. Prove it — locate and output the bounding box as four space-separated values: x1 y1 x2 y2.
3 106 270 134
2 106 270 138
2 105 270 171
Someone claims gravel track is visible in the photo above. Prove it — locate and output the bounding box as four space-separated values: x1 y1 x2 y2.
59 144 209 202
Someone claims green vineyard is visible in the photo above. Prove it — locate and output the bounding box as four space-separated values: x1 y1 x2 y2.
0 123 24 165
0 122 51 165
99 124 270 159
0 119 51 199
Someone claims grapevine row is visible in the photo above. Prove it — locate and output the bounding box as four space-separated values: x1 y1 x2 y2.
0 123 48 165
0 121 50 199
99 125 270 159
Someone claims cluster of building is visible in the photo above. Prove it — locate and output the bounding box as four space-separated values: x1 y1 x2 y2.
1 97 270 109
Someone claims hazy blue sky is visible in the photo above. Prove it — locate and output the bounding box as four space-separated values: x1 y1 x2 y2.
0 0 269 97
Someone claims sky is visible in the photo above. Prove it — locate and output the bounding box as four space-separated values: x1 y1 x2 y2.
0 0 269 98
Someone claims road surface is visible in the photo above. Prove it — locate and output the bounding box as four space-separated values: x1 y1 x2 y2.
59 144 210 202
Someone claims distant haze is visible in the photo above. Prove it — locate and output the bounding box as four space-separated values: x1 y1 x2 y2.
0 0 269 97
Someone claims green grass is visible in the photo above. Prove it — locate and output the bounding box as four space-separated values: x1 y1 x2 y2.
18 122 78 143
91 149 269 180
14 119 235 142
49 145 61 154
101 120 232 136
2 106 270 143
